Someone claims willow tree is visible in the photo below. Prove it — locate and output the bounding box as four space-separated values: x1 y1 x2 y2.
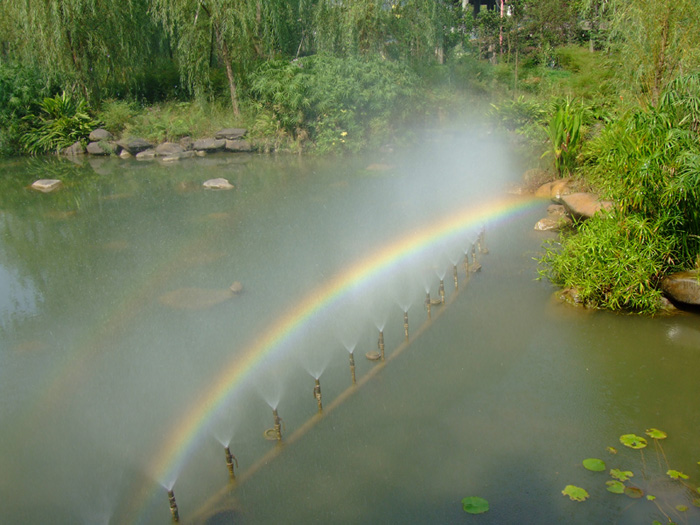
312 0 389 56
0 0 163 100
607 0 700 106
151 0 303 115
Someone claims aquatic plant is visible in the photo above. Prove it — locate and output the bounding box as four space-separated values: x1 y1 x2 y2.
461 496 489 514
562 429 700 523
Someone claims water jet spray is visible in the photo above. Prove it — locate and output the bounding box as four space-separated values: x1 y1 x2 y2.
378 330 385 361
425 291 431 320
439 279 445 304
404 311 409 340
224 446 238 481
167 489 180 522
313 378 323 412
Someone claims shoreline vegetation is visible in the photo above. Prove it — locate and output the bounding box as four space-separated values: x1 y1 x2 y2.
2 0 700 314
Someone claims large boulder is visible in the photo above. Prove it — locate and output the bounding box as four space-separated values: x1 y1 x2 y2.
117 137 153 155
661 270 700 305
89 128 114 142
155 142 185 156
561 193 613 220
193 138 226 152
62 141 86 156
215 128 247 140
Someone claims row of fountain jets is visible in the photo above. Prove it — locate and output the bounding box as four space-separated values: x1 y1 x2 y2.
166 229 489 522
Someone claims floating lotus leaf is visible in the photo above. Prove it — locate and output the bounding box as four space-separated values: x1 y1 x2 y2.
610 469 633 481
606 446 617 455
583 458 606 472
676 505 688 512
620 434 647 449
562 485 589 502
645 428 667 440
624 486 644 499
652 521 662 525
461 496 489 514
606 480 625 494
667 469 689 480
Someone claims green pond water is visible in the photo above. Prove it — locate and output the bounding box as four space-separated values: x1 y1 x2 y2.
0 132 699 525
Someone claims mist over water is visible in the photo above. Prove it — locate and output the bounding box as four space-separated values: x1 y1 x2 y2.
0 127 698 524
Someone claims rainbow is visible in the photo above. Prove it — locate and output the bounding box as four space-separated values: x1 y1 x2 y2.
138 194 540 518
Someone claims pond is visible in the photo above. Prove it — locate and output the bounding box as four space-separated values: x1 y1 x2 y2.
1 129 699 524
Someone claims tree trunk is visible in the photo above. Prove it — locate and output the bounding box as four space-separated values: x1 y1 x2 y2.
214 24 240 116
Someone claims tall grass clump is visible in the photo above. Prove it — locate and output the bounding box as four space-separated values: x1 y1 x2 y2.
539 73 700 312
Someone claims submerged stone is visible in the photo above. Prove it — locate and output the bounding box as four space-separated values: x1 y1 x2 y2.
158 287 236 310
203 178 234 190
31 179 62 193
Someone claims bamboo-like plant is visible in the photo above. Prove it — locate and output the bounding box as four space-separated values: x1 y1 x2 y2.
543 98 585 177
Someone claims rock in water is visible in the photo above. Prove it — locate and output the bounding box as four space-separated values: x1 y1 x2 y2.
203 178 234 190
158 287 234 310
661 270 700 305
31 179 62 193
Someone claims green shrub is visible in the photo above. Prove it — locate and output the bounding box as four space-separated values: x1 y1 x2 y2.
96 99 140 136
20 92 100 155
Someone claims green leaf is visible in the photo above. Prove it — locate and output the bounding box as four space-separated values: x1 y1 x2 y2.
606 480 625 494
583 458 606 472
606 446 618 454
461 496 489 514
676 505 688 512
645 428 667 439
620 434 647 449
692 498 700 508
610 469 634 481
647 495 657 501
667 469 689 480
562 485 589 502
624 486 644 499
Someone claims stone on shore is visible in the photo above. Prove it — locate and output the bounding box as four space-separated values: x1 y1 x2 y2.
117 138 153 155
86 141 117 156
661 270 700 305
155 142 185 156
561 192 613 220
215 128 247 140
89 128 114 142
203 178 234 190
135 149 157 160
31 179 63 193
225 139 254 152
535 178 573 202
62 141 85 156
193 138 226 152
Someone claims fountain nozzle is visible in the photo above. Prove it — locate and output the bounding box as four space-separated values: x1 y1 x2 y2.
224 446 238 480
404 311 409 340
272 408 283 442
453 265 459 290
439 279 445 304
425 291 432 319
313 378 323 412
349 352 356 385
378 330 385 361
167 489 180 522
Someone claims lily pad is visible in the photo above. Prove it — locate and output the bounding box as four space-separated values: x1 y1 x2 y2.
620 434 647 449
461 496 489 514
583 458 606 472
624 486 644 499
606 480 625 494
667 469 689 480
645 428 667 439
562 485 589 502
610 469 633 481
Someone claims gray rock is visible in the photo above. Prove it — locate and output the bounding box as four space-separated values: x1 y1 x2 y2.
661 270 700 305
86 141 117 156
547 204 567 216
203 178 234 190
62 141 85 156
215 128 247 140
225 139 254 152
193 138 226 152
161 151 196 162
119 150 132 159
117 137 153 155
561 192 613 220
155 142 185 156
31 179 62 193
89 128 114 142
179 136 194 151
135 149 156 160
534 216 573 231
